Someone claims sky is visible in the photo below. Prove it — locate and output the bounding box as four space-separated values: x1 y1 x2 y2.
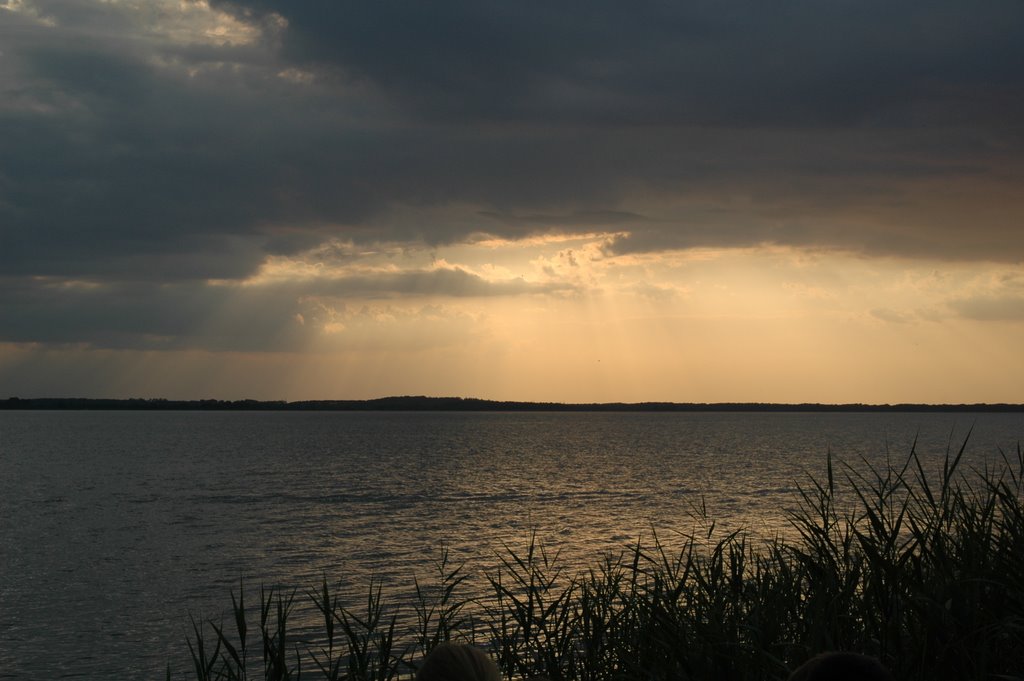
1 0 1023 403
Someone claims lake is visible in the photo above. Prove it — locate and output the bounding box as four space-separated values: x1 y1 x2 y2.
1 410 1021 679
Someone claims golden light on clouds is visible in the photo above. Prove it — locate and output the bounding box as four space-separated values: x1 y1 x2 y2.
2 0 1022 402
3 225 1023 403
92 235 1012 404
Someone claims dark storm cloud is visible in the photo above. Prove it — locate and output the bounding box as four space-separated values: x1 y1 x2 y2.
0 277 303 350
4 0 1024 274
479 210 649 229
213 0 1024 215
0 268 567 349
2 0 1024 351
212 0 1024 128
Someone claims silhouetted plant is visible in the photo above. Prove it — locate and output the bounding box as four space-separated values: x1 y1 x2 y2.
181 438 1024 681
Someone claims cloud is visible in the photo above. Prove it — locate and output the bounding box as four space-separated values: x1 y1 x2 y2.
478 210 649 229
3 0 1024 355
871 308 915 324
298 302 487 352
2 0 1022 284
295 266 576 298
628 281 683 303
0 265 571 351
949 295 1024 322
210 0 1024 129
0 276 306 350
944 271 1024 321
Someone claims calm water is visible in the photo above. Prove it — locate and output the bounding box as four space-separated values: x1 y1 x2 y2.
1 410 1022 679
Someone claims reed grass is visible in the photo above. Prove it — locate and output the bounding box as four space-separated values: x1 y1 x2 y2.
181 440 1024 681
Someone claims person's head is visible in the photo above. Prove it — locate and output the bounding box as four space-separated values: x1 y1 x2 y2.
788 652 894 681
416 643 501 681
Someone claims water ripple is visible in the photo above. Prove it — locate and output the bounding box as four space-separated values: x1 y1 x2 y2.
0 410 1020 680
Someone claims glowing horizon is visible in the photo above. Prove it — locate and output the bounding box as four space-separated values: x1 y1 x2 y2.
1 1 1022 403
3 235 1022 404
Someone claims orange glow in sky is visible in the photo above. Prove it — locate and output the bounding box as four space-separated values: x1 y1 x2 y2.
1 0 1022 403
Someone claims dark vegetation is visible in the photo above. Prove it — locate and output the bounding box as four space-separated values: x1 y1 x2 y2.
180 439 1024 681
5 396 1024 411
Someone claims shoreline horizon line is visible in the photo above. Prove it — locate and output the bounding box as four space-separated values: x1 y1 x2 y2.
3 396 1024 412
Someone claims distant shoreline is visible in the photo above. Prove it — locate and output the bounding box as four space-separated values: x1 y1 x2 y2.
3 396 1024 412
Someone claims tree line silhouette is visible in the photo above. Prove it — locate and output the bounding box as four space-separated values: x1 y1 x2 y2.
3 396 1023 412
